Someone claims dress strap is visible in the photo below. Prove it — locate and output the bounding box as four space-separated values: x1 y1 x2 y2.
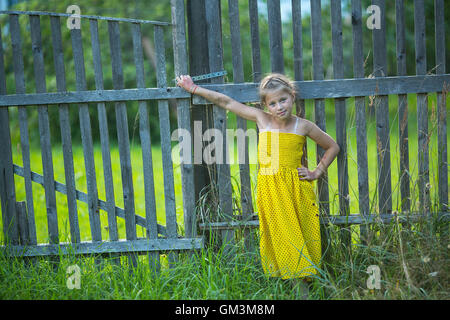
293 116 299 134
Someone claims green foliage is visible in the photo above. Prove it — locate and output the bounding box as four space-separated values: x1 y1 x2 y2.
2 0 175 146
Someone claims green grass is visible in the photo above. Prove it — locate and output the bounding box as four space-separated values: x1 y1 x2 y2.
0 93 448 299
0 218 448 299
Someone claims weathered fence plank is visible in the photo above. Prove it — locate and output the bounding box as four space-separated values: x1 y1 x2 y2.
351 0 370 242
0 10 171 26
228 0 254 250
30 14 59 245
198 212 450 230
9 14 36 246
395 0 411 216
4 237 204 258
414 0 430 214
108 20 137 267
372 0 392 215
15 201 29 245
131 22 160 271
205 0 235 249
292 0 308 168
248 0 261 84
50 16 81 244
310 0 330 217
71 26 103 246
434 0 448 214
267 0 284 74
2 74 449 107
171 0 198 241
331 0 350 247
155 25 178 266
0 23 18 246
89 18 119 245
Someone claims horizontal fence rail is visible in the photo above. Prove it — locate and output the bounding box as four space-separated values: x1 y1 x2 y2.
198 212 450 230
0 75 448 107
1 238 204 258
0 10 172 25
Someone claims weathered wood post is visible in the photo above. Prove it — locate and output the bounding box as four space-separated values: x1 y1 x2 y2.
0 29 18 244
186 0 218 247
171 0 198 242
205 0 235 253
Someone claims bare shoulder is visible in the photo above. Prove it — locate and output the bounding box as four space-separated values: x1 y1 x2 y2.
296 117 316 136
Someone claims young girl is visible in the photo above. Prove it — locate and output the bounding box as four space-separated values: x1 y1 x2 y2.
176 73 340 286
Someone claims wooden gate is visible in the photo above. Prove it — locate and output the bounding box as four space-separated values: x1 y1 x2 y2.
0 2 201 269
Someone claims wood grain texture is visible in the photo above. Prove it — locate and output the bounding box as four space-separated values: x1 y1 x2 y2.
3 237 204 257
89 18 118 243
50 16 80 244
351 0 370 242
267 0 284 73
434 0 448 213
414 0 430 214
108 20 137 266
331 0 350 247
228 0 254 250
30 15 59 245
9 14 35 246
0 23 18 246
171 0 197 239
132 22 160 270
395 0 411 215
372 0 392 214
71 27 103 244
2 75 449 107
310 0 329 217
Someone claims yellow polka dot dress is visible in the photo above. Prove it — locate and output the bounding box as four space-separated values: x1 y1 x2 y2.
257 118 322 279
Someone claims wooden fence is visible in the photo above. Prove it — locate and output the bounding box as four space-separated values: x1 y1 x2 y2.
0 2 201 269
0 0 449 264
186 0 449 248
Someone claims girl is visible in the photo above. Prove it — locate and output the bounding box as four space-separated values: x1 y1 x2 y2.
176 73 340 288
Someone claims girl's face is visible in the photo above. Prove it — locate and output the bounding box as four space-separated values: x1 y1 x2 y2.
265 89 294 119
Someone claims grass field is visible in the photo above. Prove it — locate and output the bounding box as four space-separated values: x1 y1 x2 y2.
0 93 448 299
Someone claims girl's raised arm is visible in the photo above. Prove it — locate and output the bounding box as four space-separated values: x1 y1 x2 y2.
176 75 264 123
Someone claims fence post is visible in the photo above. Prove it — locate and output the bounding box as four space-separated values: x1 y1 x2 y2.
171 0 198 241
205 0 235 253
0 23 18 246
186 0 215 216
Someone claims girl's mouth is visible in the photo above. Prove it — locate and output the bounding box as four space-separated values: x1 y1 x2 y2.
278 110 286 116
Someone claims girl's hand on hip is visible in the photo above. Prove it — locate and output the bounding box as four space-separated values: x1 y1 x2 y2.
176 75 196 92
297 167 319 181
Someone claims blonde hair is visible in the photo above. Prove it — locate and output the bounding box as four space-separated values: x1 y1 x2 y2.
259 73 297 106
